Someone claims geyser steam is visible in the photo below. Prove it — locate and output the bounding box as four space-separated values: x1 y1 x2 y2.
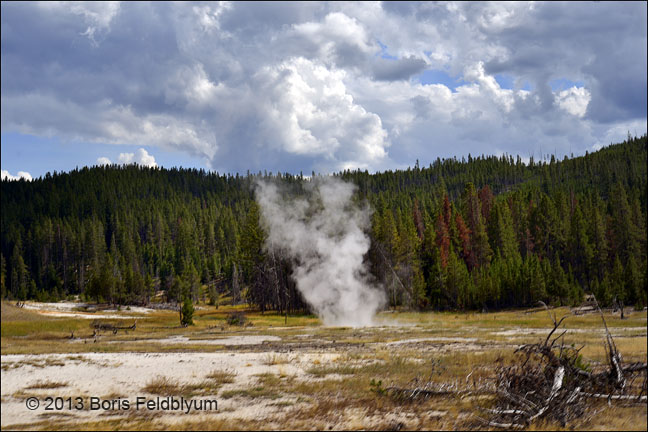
255 177 385 327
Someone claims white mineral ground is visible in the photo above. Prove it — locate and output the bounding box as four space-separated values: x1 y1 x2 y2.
21 301 155 319
1 302 646 429
1 351 339 427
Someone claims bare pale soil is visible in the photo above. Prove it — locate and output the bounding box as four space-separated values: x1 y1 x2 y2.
1 301 646 430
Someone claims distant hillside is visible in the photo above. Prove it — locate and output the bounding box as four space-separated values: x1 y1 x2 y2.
1 135 646 311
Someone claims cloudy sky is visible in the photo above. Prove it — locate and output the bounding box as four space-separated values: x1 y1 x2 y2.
2 1 646 180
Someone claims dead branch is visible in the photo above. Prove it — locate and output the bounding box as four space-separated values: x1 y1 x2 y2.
375 298 646 429
623 363 648 373
474 416 525 430
479 299 647 428
579 392 647 402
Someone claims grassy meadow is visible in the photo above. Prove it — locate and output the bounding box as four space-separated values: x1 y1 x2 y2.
1 301 646 430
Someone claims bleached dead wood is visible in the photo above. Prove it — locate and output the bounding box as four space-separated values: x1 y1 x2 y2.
481 298 646 428
579 392 647 402
376 297 646 429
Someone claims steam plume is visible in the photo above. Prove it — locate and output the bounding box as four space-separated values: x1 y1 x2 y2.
255 177 385 326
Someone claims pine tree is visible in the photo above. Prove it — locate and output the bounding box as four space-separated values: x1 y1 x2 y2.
421 221 442 307
624 255 641 307
455 213 472 269
478 185 494 224
0 254 6 299
435 213 450 268
597 275 612 306
444 247 472 308
463 183 492 269
609 183 641 264
240 201 266 306
530 193 560 260
520 255 546 306
180 292 194 326
412 199 425 241
590 204 609 280
488 200 520 261
549 256 569 306
569 205 593 287
168 274 183 304
10 240 28 300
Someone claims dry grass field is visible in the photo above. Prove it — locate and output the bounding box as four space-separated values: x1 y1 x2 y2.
1 301 646 430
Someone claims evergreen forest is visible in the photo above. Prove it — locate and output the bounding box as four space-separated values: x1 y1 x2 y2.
1 135 646 312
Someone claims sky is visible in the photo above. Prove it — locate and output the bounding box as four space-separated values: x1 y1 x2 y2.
1 1 646 180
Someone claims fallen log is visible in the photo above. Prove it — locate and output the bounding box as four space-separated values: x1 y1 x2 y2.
579 392 647 402
371 297 646 430
483 298 646 428
91 320 137 334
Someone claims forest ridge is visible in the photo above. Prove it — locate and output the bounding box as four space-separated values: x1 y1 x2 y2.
1 135 646 311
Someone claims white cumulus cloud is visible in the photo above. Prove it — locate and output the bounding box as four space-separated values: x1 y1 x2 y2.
257 57 388 170
116 148 158 167
1 2 645 174
556 87 591 117
1 170 32 181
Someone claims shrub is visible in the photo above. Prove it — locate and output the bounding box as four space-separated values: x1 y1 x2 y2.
180 296 194 326
226 311 248 326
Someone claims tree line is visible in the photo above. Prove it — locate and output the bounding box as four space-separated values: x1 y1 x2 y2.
1 135 646 312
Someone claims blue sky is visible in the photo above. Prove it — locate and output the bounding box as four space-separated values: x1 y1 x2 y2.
416 69 467 91
1 132 205 180
2 1 646 180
